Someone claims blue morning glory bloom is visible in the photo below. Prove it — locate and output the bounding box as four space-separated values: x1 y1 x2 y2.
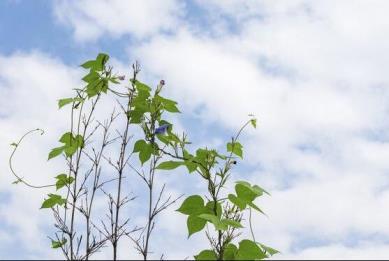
155 124 169 135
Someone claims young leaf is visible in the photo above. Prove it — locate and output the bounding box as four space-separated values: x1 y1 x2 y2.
227 142 243 159
51 238 67 249
156 161 184 170
41 194 66 209
194 250 217 260
250 118 257 128
177 195 205 215
236 240 267 260
48 146 65 160
58 98 74 109
187 215 207 238
55 174 74 190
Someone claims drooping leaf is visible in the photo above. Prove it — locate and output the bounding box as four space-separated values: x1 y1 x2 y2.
195 250 217 260
177 195 205 215
187 215 207 237
247 202 266 215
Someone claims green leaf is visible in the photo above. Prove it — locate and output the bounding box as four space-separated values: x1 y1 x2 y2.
227 142 243 159
247 202 265 215
133 80 152 92
221 219 243 228
258 243 279 256
205 201 222 218
94 53 109 71
55 174 74 190
187 215 206 237
133 140 147 153
228 194 247 210
139 143 152 165
10 142 18 147
224 243 238 260
156 161 184 170
82 71 99 83
81 60 95 69
132 140 152 165
41 194 66 209
51 238 67 249
195 250 217 260
48 146 65 160
236 180 269 196
236 183 257 202
177 195 205 215
198 214 227 231
250 118 257 128
129 109 145 124
58 98 74 109
236 240 267 260
155 95 180 113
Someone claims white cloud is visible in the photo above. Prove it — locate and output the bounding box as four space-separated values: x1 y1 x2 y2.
53 0 185 42
128 1 389 258
3 0 389 259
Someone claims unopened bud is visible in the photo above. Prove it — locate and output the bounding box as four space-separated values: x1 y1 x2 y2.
118 75 125 81
160 80 165 85
232 160 237 165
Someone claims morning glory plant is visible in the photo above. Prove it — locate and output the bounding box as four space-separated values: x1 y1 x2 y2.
8 53 277 260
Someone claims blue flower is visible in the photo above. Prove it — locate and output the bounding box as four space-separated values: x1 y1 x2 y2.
154 124 169 135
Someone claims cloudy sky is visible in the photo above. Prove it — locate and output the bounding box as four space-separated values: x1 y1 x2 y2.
1 0 389 259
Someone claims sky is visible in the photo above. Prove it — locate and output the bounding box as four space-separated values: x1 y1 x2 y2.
1 0 389 259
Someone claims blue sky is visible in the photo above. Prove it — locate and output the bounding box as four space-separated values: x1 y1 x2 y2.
2 0 389 259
